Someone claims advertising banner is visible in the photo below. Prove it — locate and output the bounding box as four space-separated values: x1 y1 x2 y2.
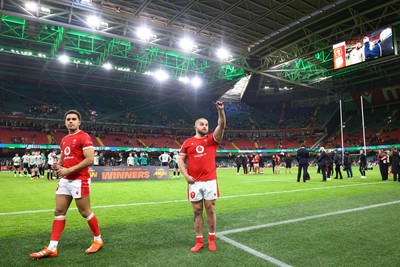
352 85 400 106
89 166 170 182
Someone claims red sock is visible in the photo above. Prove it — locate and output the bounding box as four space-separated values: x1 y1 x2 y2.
86 214 101 237
50 216 66 241
190 236 204 252
208 233 217 252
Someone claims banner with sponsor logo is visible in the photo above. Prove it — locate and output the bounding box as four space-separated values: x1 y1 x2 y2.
352 85 400 106
89 166 170 181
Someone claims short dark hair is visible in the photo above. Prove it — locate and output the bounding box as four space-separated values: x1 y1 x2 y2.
301 143 305 147
64 110 81 120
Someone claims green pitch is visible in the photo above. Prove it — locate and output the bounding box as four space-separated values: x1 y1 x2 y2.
1 167 400 266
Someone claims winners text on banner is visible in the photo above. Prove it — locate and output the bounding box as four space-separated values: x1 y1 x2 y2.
89 166 170 181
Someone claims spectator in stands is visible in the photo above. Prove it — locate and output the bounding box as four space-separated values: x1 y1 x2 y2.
389 146 400 182
343 151 353 178
358 150 367 178
296 144 309 182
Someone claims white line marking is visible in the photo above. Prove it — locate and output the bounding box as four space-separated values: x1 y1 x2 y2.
218 235 293 267
217 200 400 266
0 181 387 216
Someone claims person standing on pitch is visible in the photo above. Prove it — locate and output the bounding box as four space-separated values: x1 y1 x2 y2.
30 110 103 259
318 147 327 182
296 144 309 182
159 151 171 167
359 149 367 178
178 101 226 253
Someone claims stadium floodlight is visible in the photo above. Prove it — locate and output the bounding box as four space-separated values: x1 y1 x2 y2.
102 62 112 70
178 76 190 84
136 26 155 42
25 1 38 12
154 69 169 82
40 7 51 13
191 76 202 88
58 55 70 64
216 47 231 60
87 15 101 29
179 37 196 52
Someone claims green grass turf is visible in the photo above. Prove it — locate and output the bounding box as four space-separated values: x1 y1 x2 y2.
1 167 399 266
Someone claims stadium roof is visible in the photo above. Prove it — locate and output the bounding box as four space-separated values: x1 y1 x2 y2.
0 0 399 103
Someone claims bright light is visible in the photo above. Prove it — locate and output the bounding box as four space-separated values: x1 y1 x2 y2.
136 26 154 41
58 55 70 64
40 7 51 13
216 47 231 60
178 76 190 84
191 77 202 88
179 38 195 52
154 69 169 82
87 15 101 28
25 2 38 12
102 62 112 70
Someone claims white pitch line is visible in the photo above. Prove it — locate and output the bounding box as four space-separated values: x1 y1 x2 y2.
218 235 293 267
217 200 400 266
0 181 387 216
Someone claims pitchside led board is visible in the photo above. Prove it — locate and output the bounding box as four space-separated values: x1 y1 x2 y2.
89 166 170 182
333 26 395 70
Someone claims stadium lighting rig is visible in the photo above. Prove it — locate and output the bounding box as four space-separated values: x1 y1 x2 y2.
136 26 156 42
154 69 170 82
179 37 197 52
58 54 70 64
216 47 232 61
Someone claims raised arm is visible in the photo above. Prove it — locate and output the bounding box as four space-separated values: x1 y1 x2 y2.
213 101 226 142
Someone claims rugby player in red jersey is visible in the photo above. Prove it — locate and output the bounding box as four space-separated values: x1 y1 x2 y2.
178 101 226 252
30 110 103 259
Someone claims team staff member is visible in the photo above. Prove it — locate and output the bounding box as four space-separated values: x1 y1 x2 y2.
178 101 226 253
30 110 103 259
359 150 367 178
318 147 327 182
296 144 309 182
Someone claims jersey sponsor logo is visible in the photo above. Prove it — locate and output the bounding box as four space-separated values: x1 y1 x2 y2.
64 146 71 156
196 145 204 154
194 145 207 158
